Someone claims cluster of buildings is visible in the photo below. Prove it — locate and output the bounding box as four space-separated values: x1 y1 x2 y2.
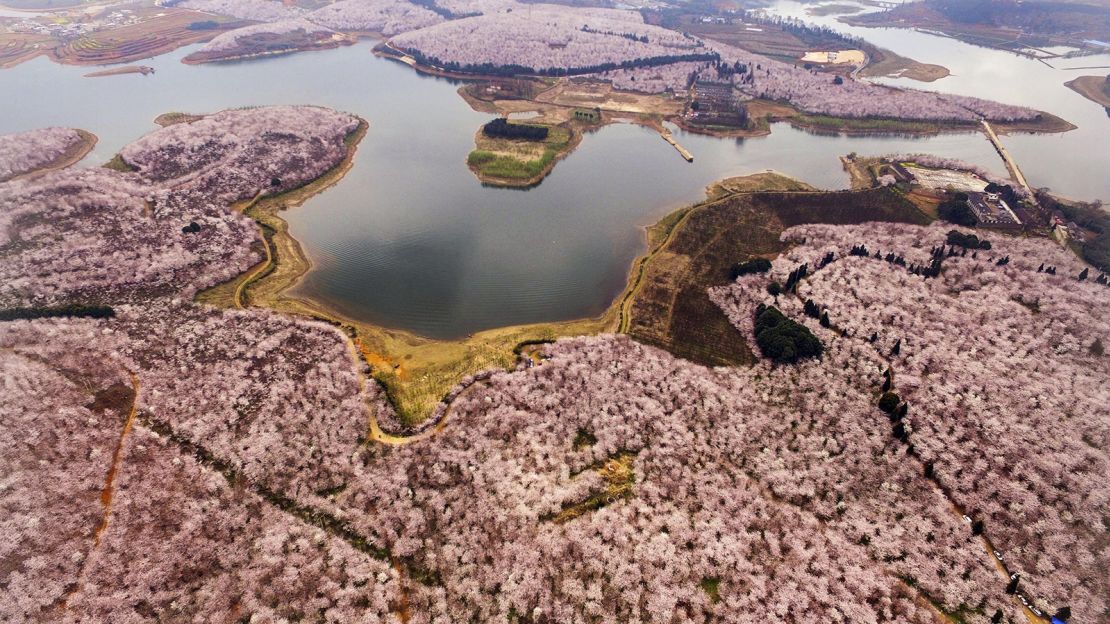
885 162 1025 229
2 8 140 40
687 80 748 127
966 191 1022 228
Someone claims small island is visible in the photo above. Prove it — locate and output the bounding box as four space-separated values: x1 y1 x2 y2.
466 116 579 187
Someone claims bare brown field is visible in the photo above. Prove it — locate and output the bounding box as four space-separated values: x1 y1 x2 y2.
705 170 816 199
992 111 1077 135
623 180 931 367
684 19 848 65
534 78 685 117
1065 75 1110 108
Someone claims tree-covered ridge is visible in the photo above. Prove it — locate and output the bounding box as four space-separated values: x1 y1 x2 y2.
713 222 1109 620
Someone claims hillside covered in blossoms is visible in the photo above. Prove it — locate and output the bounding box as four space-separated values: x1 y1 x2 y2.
164 0 1060 128
0 0 1106 614
1 99 1106 622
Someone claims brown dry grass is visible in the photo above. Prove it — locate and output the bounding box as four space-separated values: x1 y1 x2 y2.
624 178 931 367
0 32 53 68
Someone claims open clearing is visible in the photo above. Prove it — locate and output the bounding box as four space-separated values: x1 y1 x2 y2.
858 47 950 82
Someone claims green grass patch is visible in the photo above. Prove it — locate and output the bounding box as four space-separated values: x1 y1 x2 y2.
468 123 571 181
103 154 137 172
468 148 555 180
700 577 722 603
573 428 597 450
793 114 971 134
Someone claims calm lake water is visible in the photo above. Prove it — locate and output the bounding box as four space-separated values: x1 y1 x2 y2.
1 6 1107 338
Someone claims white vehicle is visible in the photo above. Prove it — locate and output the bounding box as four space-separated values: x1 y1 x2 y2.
963 515 972 523
994 550 1003 560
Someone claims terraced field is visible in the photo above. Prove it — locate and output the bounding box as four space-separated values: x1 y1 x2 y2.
50 9 247 66
0 33 53 69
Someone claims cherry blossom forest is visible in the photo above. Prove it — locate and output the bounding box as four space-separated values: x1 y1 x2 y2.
0 106 358 307
173 0 1043 124
0 127 90 182
1 98 1107 622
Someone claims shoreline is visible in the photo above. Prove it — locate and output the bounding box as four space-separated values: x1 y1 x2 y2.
381 42 1073 139
3 128 97 182
201 134 818 425
182 36 356 65
196 116 616 425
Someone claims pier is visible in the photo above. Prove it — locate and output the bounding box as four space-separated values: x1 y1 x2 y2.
981 120 1036 204
660 129 693 162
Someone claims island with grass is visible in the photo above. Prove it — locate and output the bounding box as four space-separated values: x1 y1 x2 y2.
465 116 579 187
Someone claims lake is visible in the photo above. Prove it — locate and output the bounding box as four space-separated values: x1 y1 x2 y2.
1 6 1107 339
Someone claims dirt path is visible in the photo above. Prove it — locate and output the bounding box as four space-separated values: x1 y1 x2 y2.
62 371 140 610
92 372 140 546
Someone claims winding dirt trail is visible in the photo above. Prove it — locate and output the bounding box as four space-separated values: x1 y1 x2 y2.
61 371 140 611
91 372 141 546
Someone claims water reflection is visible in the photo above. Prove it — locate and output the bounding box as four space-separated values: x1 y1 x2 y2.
0 31 1104 338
